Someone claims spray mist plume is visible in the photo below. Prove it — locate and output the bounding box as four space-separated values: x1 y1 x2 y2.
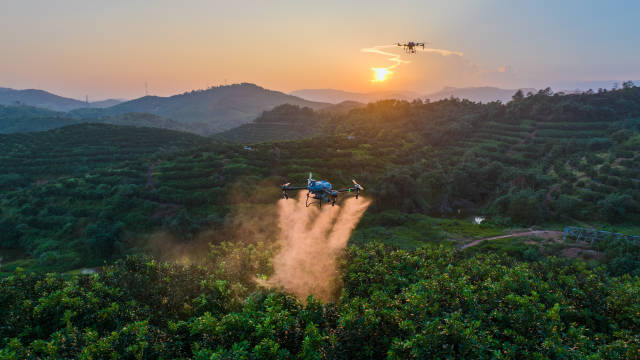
142 178 370 302
268 194 371 301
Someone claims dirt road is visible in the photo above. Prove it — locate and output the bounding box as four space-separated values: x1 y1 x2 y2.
461 230 563 249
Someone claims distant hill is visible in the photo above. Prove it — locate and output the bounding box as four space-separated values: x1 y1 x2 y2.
424 86 537 103
71 83 330 135
292 87 538 104
213 104 323 143
95 113 195 133
0 87 122 111
89 99 124 108
290 89 421 104
551 80 640 92
214 101 369 144
320 101 366 115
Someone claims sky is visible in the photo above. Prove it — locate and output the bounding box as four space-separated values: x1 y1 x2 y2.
1 0 639 100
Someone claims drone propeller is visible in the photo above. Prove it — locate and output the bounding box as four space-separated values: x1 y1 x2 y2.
352 179 364 199
352 179 364 191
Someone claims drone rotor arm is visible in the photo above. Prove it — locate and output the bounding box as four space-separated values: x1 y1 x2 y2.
282 186 308 191
281 184 308 200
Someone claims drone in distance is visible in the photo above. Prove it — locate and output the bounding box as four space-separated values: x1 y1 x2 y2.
281 173 364 207
397 41 426 53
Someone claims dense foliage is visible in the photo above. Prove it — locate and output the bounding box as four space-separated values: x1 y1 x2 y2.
0 124 209 271
2 245 640 359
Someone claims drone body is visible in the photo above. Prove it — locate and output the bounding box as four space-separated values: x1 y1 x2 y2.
282 173 364 207
397 41 425 53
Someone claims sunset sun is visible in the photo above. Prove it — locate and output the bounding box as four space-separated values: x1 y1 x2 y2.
372 67 391 82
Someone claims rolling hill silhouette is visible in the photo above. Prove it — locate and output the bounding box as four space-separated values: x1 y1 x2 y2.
0 87 122 111
71 83 330 135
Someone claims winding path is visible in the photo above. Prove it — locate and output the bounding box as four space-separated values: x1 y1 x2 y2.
460 230 563 249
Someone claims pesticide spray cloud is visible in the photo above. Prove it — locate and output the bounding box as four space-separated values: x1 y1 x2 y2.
269 195 371 301
362 44 464 82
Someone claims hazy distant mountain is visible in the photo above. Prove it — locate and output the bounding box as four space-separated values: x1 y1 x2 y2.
0 87 123 111
89 99 124 108
424 86 537 103
290 87 536 104
292 86 539 104
551 80 640 93
71 83 330 135
290 89 421 104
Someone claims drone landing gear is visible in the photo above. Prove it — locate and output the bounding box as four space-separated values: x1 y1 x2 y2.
305 192 318 208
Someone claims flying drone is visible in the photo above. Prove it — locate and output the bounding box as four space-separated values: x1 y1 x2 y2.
397 41 426 53
281 173 364 207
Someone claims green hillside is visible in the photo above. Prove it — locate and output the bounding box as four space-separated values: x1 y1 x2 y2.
0 124 208 270
0 104 79 133
323 86 640 224
2 86 639 274
2 85 640 358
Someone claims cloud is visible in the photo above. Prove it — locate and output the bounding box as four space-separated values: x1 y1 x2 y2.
361 44 465 84
471 64 520 87
419 47 464 57
361 45 410 70
497 64 512 73
361 44 463 69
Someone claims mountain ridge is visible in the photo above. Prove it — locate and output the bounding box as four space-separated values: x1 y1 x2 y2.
0 87 123 111
70 83 330 135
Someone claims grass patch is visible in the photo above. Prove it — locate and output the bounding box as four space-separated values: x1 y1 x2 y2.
351 211 505 249
431 218 504 240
